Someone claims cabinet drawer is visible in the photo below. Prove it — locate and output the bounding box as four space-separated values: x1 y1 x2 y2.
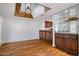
63 34 77 39
55 33 63 37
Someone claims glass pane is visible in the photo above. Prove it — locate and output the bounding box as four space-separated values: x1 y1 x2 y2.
70 8 76 16
61 23 65 32
53 15 55 20
58 13 61 19
64 10 69 17
55 24 59 32
65 22 70 32
54 14 58 20
70 21 77 33
54 14 60 24
54 23 61 32
61 10 68 23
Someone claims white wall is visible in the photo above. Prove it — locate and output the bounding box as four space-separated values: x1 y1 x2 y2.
2 18 41 43
0 3 42 43
0 16 2 45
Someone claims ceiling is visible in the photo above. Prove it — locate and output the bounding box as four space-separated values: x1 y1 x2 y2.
0 3 77 20
39 3 77 15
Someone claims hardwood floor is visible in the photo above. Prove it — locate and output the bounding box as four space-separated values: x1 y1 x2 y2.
0 39 73 56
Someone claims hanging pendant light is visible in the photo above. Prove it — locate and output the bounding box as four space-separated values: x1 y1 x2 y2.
25 3 31 14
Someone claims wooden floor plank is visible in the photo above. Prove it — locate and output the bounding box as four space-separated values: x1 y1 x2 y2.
0 39 72 56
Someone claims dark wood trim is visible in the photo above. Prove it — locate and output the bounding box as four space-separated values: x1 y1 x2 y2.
14 3 33 18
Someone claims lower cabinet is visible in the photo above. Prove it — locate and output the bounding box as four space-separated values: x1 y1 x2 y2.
39 30 53 41
64 35 77 51
55 33 64 48
55 33 78 55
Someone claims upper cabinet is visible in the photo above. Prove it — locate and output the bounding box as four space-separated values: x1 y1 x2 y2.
45 21 52 28
70 7 77 17
53 4 79 33
63 9 69 19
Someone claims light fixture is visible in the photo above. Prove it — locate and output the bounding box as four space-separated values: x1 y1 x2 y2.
25 3 32 14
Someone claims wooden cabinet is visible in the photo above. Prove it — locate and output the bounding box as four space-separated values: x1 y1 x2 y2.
39 30 53 41
55 32 78 55
64 34 77 51
45 21 52 28
55 33 64 48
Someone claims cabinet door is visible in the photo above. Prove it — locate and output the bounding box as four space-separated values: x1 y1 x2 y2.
50 32 53 40
64 35 77 51
45 31 50 40
70 21 77 33
42 31 46 39
45 31 52 40
55 33 64 47
69 7 77 16
39 31 43 39
39 31 45 39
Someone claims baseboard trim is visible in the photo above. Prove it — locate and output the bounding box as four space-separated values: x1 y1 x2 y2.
3 39 39 44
